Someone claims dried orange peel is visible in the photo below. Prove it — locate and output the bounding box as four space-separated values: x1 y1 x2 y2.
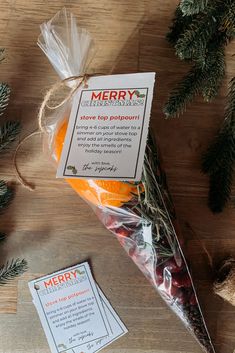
54 119 143 208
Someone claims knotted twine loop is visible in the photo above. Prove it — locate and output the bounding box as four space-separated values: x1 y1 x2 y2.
13 73 103 191
38 74 92 133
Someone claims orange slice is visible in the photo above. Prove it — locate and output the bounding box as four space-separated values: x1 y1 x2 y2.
54 119 142 207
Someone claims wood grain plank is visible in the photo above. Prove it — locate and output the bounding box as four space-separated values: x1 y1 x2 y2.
0 1 234 353
0 281 17 313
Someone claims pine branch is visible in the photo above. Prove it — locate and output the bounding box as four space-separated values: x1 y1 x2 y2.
0 50 28 281
163 66 205 117
0 233 6 241
202 128 235 175
0 181 14 212
164 33 227 117
166 1 235 212
0 49 4 62
0 185 14 212
0 121 21 151
180 0 209 16
166 6 194 46
202 78 235 212
201 44 225 102
202 77 235 174
0 83 10 117
0 180 8 196
0 259 28 285
220 0 235 38
225 77 235 121
165 1 233 118
175 2 226 63
208 167 233 213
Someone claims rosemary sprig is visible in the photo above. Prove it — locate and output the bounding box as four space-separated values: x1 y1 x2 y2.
137 133 179 258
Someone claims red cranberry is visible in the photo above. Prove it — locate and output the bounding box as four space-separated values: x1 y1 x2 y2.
168 285 179 297
172 273 192 288
155 266 164 286
116 227 131 237
189 293 197 306
163 258 183 273
175 289 189 305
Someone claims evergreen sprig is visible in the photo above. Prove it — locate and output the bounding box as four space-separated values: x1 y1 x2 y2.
0 49 4 62
180 0 209 15
0 259 28 285
202 77 235 173
208 168 233 213
164 39 226 117
0 233 6 241
202 127 235 176
220 0 235 38
0 121 21 151
201 45 225 101
0 48 26 284
165 1 234 212
0 83 10 117
202 78 235 212
0 184 14 212
164 65 204 117
0 180 8 196
164 0 233 118
166 6 194 46
175 2 226 63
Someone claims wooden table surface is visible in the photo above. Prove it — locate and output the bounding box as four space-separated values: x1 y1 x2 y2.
0 1 234 353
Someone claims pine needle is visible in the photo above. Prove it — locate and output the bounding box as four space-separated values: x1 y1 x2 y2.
0 83 10 117
220 0 235 38
0 180 8 196
180 0 209 16
0 121 21 151
0 185 14 212
202 128 235 175
0 233 6 241
165 0 234 118
0 49 28 284
165 1 234 212
202 78 235 174
202 77 235 212
201 44 225 102
166 5 194 46
175 1 229 63
164 34 227 117
163 66 204 117
0 48 4 62
208 167 233 213
0 259 28 285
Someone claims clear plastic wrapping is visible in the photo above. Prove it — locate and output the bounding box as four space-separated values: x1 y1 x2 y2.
38 9 215 353
38 7 94 81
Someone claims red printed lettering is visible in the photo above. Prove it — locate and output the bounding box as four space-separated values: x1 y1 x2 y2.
91 91 102 100
44 279 53 288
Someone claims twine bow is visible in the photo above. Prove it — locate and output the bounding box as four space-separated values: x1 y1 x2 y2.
38 74 94 133
13 73 103 191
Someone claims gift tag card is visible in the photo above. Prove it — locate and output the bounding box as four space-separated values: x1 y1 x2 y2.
56 72 156 181
29 262 127 353
72 287 127 353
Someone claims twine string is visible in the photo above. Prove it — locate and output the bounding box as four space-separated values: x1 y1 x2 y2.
13 130 42 191
14 73 102 190
38 74 91 133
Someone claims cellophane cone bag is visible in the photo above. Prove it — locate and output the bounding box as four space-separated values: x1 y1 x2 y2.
38 8 215 353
